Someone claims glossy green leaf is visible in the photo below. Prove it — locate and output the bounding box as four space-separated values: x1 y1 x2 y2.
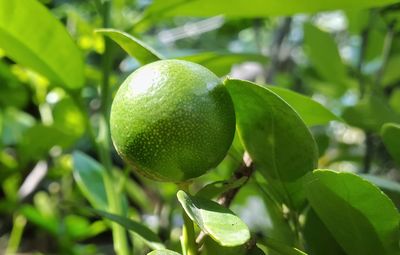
145 0 399 17
180 52 267 77
147 250 181 255
267 86 340 126
225 78 318 209
0 0 84 89
343 96 400 132
72 151 108 210
303 23 349 91
96 29 163 65
258 238 307 255
303 209 346 255
381 123 400 166
177 190 250 247
305 170 400 255
88 208 165 250
196 177 247 199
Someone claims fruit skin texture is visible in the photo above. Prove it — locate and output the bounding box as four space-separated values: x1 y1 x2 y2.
110 59 236 182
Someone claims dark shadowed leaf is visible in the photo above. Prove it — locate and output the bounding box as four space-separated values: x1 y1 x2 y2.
305 170 400 255
0 0 84 89
177 190 250 247
258 238 307 255
88 208 165 250
381 123 400 166
303 209 346 255
96 29 163 65
196 177 247 199
225 78 318 209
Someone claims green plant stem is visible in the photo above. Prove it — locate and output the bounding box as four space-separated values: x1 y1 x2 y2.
178 183 197 255
5 214 26 255
97 1 129 255
356 11 372 99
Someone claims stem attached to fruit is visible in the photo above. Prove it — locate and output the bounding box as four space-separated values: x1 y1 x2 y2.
178 183 198 255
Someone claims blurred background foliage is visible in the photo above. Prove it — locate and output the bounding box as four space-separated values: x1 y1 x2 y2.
1 0 400 254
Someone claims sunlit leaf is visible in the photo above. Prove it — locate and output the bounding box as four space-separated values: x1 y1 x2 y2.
305 170 400 255
177 190 250 247
225 78 318 209
145 0 399 17
96 29 163 65
0 0 84 89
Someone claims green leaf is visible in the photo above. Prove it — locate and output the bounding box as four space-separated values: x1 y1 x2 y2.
303 23 349 92
303 209 346 255
381 123 400 166
177 190 250 247
96 29 163 65
147 250 181 255
72 151 108 210
383 55 400 87
52 98 85 138
88 208 165 250
225 78 318 209
0 0 84 89
267 86 340 126
180 52 267 77
361 174 400 209
390 89 400 114
145 0 399 17
342 96 400 132
201 235 247 255
1 108 35 146
196 177 247 199
20 124 73 160
258 238 307 255
19 205 58 235
305 170 400 255
255 178 295 254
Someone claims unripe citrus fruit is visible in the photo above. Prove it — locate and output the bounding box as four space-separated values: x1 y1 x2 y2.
110 59 235 182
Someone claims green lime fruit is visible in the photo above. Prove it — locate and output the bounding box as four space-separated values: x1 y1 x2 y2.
110 59 236 182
